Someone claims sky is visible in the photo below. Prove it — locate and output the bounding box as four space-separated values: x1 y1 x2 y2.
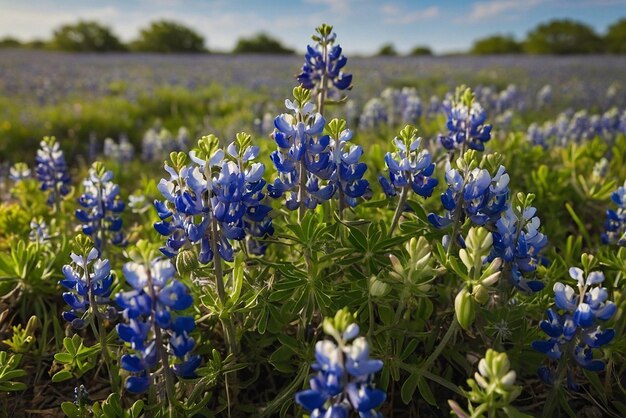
0 0 625 54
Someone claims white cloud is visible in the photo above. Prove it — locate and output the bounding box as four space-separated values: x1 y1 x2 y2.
381 4 440 25
0 7 123 39
465 0 545 23
304 0 352 14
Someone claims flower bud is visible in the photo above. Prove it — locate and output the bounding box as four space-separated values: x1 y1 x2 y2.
455 288 476 330
176 249 199 274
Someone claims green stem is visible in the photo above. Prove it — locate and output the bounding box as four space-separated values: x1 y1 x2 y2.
419 319 459 373
84 261 118 393
146 266 176 407
390 186 409 235
209 218 238 356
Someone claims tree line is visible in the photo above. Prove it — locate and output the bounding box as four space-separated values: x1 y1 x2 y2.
0 20 294 54
1 18 625 55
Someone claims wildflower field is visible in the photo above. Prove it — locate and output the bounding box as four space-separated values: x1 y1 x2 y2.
1 24 626 417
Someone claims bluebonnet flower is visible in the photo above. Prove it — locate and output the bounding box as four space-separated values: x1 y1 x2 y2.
532 266 616 387
74 385 89 407
296 310 385 418
297 24 352 105
29 218 51 244
358 98 388 130
60 246 115 330
9 163 30 182
155 134 272 262
324 118 369 213
537 84 552 108
268 87 334 213
428 161 509 232
379 125 438 199
35 136 71 207
439 87 492 152
602 180 626 247
76 162 126 255
380 87 423 126
489 203 548 293
104 134 134 163
116 258 198 394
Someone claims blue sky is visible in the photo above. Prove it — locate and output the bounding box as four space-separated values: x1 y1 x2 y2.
0 0 624 54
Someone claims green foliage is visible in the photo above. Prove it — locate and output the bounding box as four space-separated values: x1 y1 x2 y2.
0 37 21 48
410 45 433 56
133 20 206 53
0 351 27 392
51 335 99 382
62 393 144 418
377 43 398 56
233 33 294 54
449 349 531 418
52 21 125 52
605 18 626 54
3 315 38 353
471 35 521 55
524 19 603 54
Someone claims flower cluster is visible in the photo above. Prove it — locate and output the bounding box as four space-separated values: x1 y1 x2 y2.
116 258 199 394
35 136 71 206
532 265 616 387
76 162 126 255
428 158 509 232
490 201 548 293
295 309 385 418
448 349 525 418
268 87 333 211
601 179 626 247
358 88 422 130
439 88 492 152
104 135 134 163
60 245 115 330
9 162 30 182
325 118 370 211
378 125 438 199
29 218 51 244
155 134 273 262
297 24 352 102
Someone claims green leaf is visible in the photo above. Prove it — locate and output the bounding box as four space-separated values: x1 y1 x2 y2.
400 373 419 404
61 402 81 418
52 370 73 383
417 377 436 406
54 352 73 363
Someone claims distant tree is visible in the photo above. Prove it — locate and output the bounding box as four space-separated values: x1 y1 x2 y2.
410 45 432 56
133 20 206 53
377 43 397 56
471 35 521 54
524 19 603 54
26 39 47 49
233 33 294 54
52 21 125 52
605 18 626 54
0 37 21 48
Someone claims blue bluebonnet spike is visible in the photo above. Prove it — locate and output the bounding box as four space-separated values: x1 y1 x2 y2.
379 127 438 199
155 134 273 261
428 165 509 235
532 266 616 387
439 88 492 152
295 314 385 418
602 179 626 247
268 88 335 212
488 206 548 293
35 137 71 206
60 246 115 330
76 163 127 255
297 24 352 103
116 258 198 393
